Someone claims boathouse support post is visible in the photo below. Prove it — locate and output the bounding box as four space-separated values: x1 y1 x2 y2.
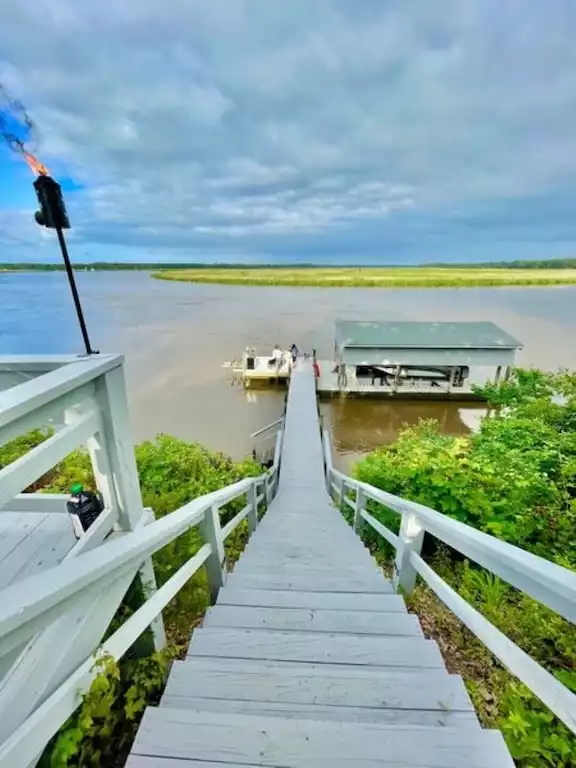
494 365 502 385
92 365 166 650
247 481 258 534
201 503 226 604
353 487 366 534
394 511 424 595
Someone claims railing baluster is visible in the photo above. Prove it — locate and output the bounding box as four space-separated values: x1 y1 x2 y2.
393 512 424 594
201 504 226 604
353 488 365 534
247 483 258 534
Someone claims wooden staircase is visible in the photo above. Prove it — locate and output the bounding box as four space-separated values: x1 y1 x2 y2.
127 362 514 767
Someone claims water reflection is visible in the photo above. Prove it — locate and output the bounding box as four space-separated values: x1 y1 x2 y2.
321 399 487 473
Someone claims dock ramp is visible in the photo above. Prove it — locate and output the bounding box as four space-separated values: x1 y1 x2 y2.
127 361 514 767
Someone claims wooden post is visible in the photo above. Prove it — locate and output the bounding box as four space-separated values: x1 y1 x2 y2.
201 504 226 604
504 365 511 382
353 487 366 534
339 477 346 515
448 367 456 394
494 365 502 385
394 511 424 594
93 365 166 650
247 482 258 534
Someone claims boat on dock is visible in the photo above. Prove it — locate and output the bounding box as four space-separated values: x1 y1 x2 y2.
235 320 523 400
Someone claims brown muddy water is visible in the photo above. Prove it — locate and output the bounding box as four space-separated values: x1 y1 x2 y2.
4 272 576 472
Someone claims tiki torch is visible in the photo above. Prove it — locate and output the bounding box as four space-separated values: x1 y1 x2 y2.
33 173 97 355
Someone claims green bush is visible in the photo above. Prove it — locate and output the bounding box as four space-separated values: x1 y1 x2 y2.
354 368 576 766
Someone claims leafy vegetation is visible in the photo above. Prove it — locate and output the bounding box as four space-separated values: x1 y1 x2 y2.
152 265 576 288
0 432 259 767
354 368 576 766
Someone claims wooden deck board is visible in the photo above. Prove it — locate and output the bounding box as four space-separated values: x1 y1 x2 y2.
131 709 514 767
0 511 76 589
165 660 475 712
217 587 406 612
187 627 445 668
203 605 423 636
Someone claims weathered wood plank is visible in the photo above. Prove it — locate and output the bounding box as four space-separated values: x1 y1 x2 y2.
165 660 474 712
227 571 393 593
131 709 515 767
203 605 422 636
0 513 75 589
187 628 445 668
161 695 479 727
217 587 405 612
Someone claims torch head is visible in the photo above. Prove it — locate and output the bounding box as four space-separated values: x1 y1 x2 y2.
33 174 70 229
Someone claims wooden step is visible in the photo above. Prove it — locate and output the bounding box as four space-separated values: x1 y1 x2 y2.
161 694 479 727
217 587 405 612
187 627 445 668
228 564 392 592
203 605 422 636
164 659 476 718
128 709 514 767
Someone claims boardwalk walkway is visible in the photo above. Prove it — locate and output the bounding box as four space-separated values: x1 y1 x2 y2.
127 361 513 767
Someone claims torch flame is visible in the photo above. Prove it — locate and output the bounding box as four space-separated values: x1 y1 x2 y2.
23 149 49 176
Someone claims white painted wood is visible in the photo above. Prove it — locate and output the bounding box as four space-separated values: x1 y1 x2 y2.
229 571 393 594
411 552 576 736
203 605 422 636
0 410 100 512
131 709 514 767
217 588 406 612
360 509 399 549
188 627 444 668
162 695 479 726
221 503 250 540
0 545 212 768
0 355 122 430
353 488 365 534
166 660 473 711
201 506 226 603
247 484 257 534
250 418 283 438
0 383 96 450
394 512 424 594
1 494 69 514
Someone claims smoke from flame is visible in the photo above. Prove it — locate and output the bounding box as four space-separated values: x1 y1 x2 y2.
0 83 50 176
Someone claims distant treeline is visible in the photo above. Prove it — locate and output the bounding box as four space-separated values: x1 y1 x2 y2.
2 257 576 271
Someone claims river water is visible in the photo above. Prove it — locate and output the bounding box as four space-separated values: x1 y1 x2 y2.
2 271 576 470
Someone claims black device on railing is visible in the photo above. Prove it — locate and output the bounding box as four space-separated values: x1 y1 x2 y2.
67 483 104 538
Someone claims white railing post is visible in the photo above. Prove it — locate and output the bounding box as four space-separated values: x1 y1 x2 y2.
394 511 424 594
201 504 226 603
247 482 258 534
339 477 347 514
353 487 366 534
92 364 166 649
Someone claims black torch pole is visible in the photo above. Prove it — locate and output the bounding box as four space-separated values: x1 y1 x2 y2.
33 173 97 355
55 226 95 355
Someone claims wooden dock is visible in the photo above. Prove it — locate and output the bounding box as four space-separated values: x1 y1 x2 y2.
127 362 513 767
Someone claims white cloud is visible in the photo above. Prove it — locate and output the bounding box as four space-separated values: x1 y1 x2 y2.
1 0 576 261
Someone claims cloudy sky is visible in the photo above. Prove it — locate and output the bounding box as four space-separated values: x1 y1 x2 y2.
1 0 576 264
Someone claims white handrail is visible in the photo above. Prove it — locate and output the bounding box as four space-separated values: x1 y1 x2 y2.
0 434 283 767
250 417 284 439
322 427 576 736
0 354 284 765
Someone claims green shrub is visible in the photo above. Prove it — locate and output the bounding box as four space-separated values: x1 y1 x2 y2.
354 368 576 766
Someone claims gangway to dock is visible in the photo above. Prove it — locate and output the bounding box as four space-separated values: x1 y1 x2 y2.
0 356 574 767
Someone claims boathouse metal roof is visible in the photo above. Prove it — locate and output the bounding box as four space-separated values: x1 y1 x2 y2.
335 321 523 351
